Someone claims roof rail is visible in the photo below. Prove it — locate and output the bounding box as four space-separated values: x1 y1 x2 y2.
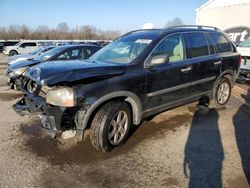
167 25 219 31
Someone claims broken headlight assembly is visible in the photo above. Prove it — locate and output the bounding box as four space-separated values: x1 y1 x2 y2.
46 87 76 107
12 66 28 76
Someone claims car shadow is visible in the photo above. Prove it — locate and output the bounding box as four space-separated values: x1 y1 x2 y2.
183 107 224 188
233 88 250 185
20 110 193 166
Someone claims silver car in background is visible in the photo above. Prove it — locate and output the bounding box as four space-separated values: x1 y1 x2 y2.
8 46 55 65
237 41 250 83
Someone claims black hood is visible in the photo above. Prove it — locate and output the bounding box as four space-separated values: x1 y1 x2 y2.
26 60 125 85
10 59 41 70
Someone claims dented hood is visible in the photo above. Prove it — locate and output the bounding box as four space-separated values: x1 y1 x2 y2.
25 60 125 85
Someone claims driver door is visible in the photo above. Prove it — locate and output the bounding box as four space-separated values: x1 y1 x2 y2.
145 33 193 112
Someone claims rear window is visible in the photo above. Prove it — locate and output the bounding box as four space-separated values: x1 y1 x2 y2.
210 33 232 53
187 32 209 58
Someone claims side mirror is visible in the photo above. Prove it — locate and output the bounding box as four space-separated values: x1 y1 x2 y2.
150 54 169 66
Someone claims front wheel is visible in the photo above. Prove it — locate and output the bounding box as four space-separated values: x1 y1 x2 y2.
210 76 232 108
9 50 17 56
90 101 131 152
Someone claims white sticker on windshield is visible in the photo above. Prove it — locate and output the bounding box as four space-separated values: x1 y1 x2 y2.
135 39 152 44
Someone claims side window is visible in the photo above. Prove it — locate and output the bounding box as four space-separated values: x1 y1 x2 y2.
205 33 216 55
55 49 81 60
151 33 185 64
210 33 232 53
20 42 37 47
84 47 99 59
28 42 37 47
20 43 27 48
187 33 209 58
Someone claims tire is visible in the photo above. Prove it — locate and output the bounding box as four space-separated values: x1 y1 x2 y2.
90 101 131 152
9 50 17 56
210 76 232 109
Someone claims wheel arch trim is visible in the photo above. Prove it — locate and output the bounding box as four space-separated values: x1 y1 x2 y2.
77 91 143 132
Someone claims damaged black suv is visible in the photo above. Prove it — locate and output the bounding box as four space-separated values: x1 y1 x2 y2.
13 26 240 152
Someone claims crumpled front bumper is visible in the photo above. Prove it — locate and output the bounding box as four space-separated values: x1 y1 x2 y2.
13 96 66 134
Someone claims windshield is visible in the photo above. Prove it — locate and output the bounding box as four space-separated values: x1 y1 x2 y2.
239 41 250 47
15 42 21 46
90 33 156 64
33 47 63 61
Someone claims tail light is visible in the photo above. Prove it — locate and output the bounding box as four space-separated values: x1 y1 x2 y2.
240 55 243 64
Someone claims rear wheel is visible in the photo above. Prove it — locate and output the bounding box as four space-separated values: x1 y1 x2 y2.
90 101 131 152
9 50 17 56
210 76 232 108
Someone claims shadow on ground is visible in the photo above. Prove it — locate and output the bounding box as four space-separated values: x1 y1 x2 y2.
233 88 250 185
184 108 224 188
20 111 193 166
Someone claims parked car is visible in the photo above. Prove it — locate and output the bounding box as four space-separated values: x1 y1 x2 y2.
236 41 250 83
0 41 19 52
2 41 39 56
8 46 55 65
6 44 101 89
13 26 240 152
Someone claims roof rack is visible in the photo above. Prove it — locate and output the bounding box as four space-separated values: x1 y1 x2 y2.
167 25 219 31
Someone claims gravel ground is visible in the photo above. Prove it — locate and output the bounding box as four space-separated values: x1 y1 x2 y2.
0 53 249 187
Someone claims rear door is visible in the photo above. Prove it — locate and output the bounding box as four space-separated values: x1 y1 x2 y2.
184 32 221 96
145 33 193 112
210 32 240 75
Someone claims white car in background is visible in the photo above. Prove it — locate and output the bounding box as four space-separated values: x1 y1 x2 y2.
2 41 38 56
8 46 55 65
237 41 250 83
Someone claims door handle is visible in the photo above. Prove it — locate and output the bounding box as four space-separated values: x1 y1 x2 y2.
214 61 221 65
181 66 192 72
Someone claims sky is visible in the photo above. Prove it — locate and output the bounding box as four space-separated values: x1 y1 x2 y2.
0 0 208 33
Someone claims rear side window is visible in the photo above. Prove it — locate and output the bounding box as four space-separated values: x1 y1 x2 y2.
187 32 209 58
84 47 100 59
205 33 216 55
210 33 232 53
20 42 37 47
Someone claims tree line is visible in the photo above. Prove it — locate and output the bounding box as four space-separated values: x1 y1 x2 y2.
0 22 121 40
0 18 184 40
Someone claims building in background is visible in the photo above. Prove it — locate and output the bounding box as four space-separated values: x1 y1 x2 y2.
196 0 250 44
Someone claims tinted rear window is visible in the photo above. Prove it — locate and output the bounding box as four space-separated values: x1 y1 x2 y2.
210 33 232 53
187 32 209 58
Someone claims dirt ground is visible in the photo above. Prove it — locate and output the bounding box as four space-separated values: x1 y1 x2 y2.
0 53 250 187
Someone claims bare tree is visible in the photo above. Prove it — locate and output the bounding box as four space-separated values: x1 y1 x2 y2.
165 17 184 28
0 23 121 40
